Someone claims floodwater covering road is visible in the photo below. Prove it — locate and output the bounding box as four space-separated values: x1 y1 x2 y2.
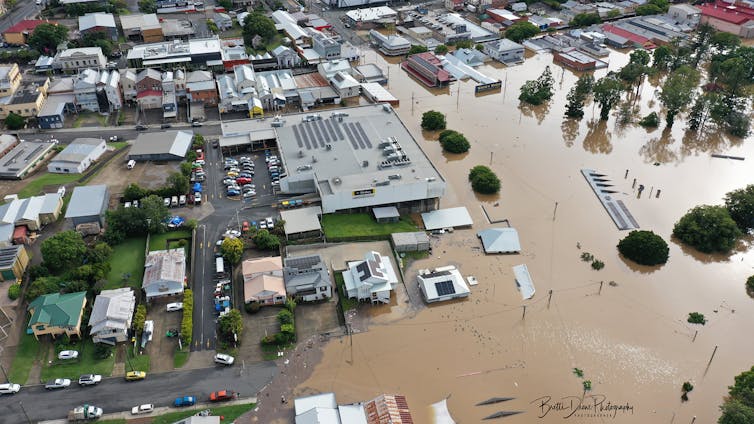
285 46 754 423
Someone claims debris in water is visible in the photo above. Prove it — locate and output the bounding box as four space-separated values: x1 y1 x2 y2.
476 397 515 406
482 411 523 420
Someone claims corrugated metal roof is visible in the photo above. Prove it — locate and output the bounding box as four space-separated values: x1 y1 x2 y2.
65 185 108 218
281 206 322 235
477 227 521 253
421 207 472 230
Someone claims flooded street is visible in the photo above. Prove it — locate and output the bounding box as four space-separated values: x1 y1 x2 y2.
292 46 754 423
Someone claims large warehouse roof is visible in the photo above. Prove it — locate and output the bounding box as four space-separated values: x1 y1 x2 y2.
65 185 108 218
129 130 192 159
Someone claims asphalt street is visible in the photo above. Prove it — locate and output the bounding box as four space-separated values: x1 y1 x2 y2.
0 2 42 34
0 361 277 422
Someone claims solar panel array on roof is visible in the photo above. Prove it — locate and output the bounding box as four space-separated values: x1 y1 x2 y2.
356 261 371 281
329 117 344 139
285 254 321 270
316 120 331 144
354 122 372 148
292 125 303 148
342 121 359 149
435 280 456 296
304 122 317 148
349 123 366 149
324 119 338 140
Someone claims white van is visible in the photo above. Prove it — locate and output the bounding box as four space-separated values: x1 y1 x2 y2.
171 196 179 207
215 257 225 277
0 383 21 394
179 195 186 206
127 160 136 170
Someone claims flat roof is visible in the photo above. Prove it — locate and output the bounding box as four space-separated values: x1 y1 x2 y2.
65 185 108 218
130 130 192 158
372 206 399 219
0 140 55 178
345 6 397 22
421 207 472 230
280 206 322 234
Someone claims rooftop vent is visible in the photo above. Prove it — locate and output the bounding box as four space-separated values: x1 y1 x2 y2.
332 177 342 185
376 180 390 186
325 144 332 150
388 174 401 180
312 155 317 163
362 160 369 167
298 150 304 158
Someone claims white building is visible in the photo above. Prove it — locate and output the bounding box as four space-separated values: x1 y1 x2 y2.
89 288 135 345
47 138 106 174
418 266 470 303
342 251 398 304
142 249 186 300
330 71 360 98
54 47 107 71
483 38 525 65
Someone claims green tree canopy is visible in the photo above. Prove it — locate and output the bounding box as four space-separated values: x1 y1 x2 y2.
718 365 754 424
242 13 277 47
673 205 742 253
593 74 624 120
659 64 700 127
564 74 594 119
218 309 243 341
5 112 25 130
221 237 244 264
711 32 742 54
519 66 554 105
505 21 540 43
138 0 156 12
421 110 446 131
468 165 501 194
408 45 429 55
434 44 449 55
254 229 280 250
725 185 754 231
570 13 601 27
28 23 68 54
41 230 87 272
438 130 470 153
167 172 189 196
27 276 62 301
617 230 669 266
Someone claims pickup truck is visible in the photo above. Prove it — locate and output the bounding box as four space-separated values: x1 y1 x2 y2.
68 405 103 422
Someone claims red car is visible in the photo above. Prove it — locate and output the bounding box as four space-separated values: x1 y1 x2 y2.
210 390 236 402
242 221 250 232
236 177 252 185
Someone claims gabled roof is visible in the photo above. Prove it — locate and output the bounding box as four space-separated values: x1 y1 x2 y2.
242 256 282 278
477 227 521 253
143 249 186 287
65 185 108 218
57 47 104 58
137 68 162 83
28 291 87 328
187 70 213 83
89 288 135 334
244 274 286 302
3 20 47 35
52 138 104 165
79 12 116 31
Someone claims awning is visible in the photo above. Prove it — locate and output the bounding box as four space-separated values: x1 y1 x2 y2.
143 57 191 66
207 59 223 66
421 207 473 230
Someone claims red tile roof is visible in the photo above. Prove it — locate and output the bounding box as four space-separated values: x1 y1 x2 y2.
699 3 752 25
602 24 656 48
3 19 47 35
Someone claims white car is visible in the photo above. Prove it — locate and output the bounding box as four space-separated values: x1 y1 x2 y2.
225 229 241 238
214 353 235 365
58 350 79 360
0 383 21 394
131 404 154 415
45 379 71 390
266 217 274 227
166 302 183 312
78 374 102 386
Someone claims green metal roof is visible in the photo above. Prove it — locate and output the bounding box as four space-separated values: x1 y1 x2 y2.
27 291 86 328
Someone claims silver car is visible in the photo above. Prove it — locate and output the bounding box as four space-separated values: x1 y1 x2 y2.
78 374 102 386
45 379 71 390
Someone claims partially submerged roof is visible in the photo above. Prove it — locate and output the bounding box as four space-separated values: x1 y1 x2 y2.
280 206 322 235
512 264 535 300
418 266 470 303
295 393 338 416
477 228 521 253
421 207 472 230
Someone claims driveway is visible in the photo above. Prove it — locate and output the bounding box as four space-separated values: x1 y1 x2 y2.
144 299 182 373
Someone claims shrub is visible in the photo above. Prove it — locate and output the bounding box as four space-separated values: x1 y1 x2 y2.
181 289 193 345
580 252 594 262
591 260 605 270
747 275 754 294
617 230 669 265
673 205 742 253
94 343 113 359
638 112 659 127
434 44 448 54
519 66 554 105
7 283 20 300
408 45 428 55
244 302 261 314
468 165 501 194
134 304 147 335
438 130 470 153
285 298 296 312
421 110 446 131
278 309 294 325
725 185 754 231
687 312 706 325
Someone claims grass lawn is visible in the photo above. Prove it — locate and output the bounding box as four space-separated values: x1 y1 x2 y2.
150 403 256 424
334 273 358 312
401 250 430 267
40 339 115 381
322 213 418 239
173 348 189 369
107 141 129 150
149 230 192 253
105 237 146 290
126 349 151 372
17 173 79 198
98 420 126 424
8 333 42 384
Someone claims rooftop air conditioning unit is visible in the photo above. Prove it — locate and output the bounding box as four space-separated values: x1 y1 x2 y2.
312 155 317 163
362 160 369 167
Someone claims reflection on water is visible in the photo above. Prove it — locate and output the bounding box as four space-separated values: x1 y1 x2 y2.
561 118 579 147
639 129 679 164
583 119 613 154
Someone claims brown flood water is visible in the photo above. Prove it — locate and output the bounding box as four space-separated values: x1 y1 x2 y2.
296 47 754 423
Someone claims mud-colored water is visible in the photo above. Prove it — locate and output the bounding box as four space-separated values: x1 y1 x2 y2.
297 47 754 423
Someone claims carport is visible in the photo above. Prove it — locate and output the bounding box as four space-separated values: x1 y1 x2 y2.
280 206 323 240
219 128 277 155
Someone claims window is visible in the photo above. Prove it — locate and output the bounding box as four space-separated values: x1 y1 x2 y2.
319 286 327 292
55 167 60 171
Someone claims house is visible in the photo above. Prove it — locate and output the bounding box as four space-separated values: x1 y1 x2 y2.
48 137 106 174
89 288 135 345
120 69 137 101
128 130 192 161
272 45 301 68
186 70 218 106
242 257 285 305
65 184 109 231
37 96 66 129
330 71 361 98
120 13 164 42
483 39 525 65
0 245 29 282
2 20 47 45
27 291 87 339
283 254 332 302
79 12 117 41
0 80 49 119
221 39 251 71
477 227 521 254
73 68 100 112
0 64 22 98
142 249 186 300
364 394 414 424
418 266 470 303
342 251 399 304
54 47 107 71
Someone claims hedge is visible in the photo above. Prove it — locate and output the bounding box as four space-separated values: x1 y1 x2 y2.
181 289 193 346
7 283 20 300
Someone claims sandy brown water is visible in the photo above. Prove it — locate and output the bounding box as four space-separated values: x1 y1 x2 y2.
296 47 754 423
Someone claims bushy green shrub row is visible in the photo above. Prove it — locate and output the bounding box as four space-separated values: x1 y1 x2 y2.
181 289 193 346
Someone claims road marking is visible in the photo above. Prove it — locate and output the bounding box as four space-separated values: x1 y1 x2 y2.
206 339 210 349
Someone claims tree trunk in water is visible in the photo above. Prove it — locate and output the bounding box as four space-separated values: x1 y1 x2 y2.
666 111 675 128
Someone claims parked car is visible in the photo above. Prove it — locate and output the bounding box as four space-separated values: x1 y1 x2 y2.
78 374 102 386
179 195 186 206
242 191 255 199
191 121 203 127
125 371 146 381
166 302 183 312
225 229 241 238
238 172 252 178
131 404 154 415
266 217 274 227
194 192 202 204
242 184 256 190
0 383 21 394
210 390 236 402
226 171 239 178
163 198 171 207
135 124 148 131
160 123 172 129
214 353 235 365
45 379 71 390
212 140 219 148
226 189 240 197
174 396 196 407
236 177 252 185
58 350 79 360
109 136 118 142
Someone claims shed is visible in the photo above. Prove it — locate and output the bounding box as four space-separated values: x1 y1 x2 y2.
128 130 193 161
280 206 322 240
512 264 535 300
418 266 470 303
391 232 430 252
65 185 109 229
421 207 473 230
477 227 521 253
12 226 28 245
47 138 106 174
39 193 63 225
372 206 399 223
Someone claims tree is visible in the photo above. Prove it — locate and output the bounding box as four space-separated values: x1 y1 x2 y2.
5 112 25 130
468 165 501 194
87 242 112 264
138 0 156 12
123 183 149 201
434 44 448 55
716 57 749 96
687 312 706 325
593 75 624 120
134 304 147 334
218 309 243 341
673 205 742 253
408 45 428 55
140 194 169 233
564 74 594 118
652 45 674 71
659 65 700 127
619 49 651 98
41 230 87 272
570 13 601 28
617 230 669 265
242 13 277 47
28 23 68 54
638 112 659 127
438 130 470 153
167 172 189 196
80 30 114 56
421 110 446 131
505 21 539 43
607 9 621 19
719 399 754 424
519 66 554 105
725 185 754 231
254 229 280 250
711 32 741 54
221 237 244 264
26 276 62 300
635 3 662 15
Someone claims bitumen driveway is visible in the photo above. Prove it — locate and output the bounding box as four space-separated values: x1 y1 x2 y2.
0 361 277 423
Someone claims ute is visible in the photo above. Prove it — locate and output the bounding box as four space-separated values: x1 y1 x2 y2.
68 405 102 422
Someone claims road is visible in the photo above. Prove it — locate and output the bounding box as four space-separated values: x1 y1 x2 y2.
0 2 42 34
0 362 277 422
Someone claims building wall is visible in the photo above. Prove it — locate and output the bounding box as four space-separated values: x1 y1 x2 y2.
187 88 218 106
136 76 162 92
700 16 750 37
0 64 21 98
0 92 46 119
58 53 107 71
316 180 444 214
137 94 162 109
39 113 64 129
48 142 106 174
484 44 524 63
75 88 99 112
0 246 29 281
30 299 86 340
335 84 360 98
4 32 27 46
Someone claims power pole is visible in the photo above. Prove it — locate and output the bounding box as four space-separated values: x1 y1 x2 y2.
411 92 414 115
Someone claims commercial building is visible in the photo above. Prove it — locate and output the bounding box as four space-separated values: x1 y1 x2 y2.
142 249 186 300
418 265 470 303
483 38 525 65
161 18 195 41
2 20 47 45
73 68 100 112
329 0 389 9
65 185 109 230
361 82 398 106
78 12 117 41
668 4 701 28
0 245 29 281
128 130 192 161
401 52 455 87
47 137 106 174
699 1 754 38
0 193 63 240
54 47 107 71
369 30 411 56
0 139 56 179
121 13 164 42
283 254 332 302
186 70 218 106
27 291 87 339
38 96 67 129
342 250 399 304
126 37 222 68
0 80 49 119
271 10 310 47
89 288 135 345
345 6 398 27
0 64 22 98
354 64 387 85
553 48 608 70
